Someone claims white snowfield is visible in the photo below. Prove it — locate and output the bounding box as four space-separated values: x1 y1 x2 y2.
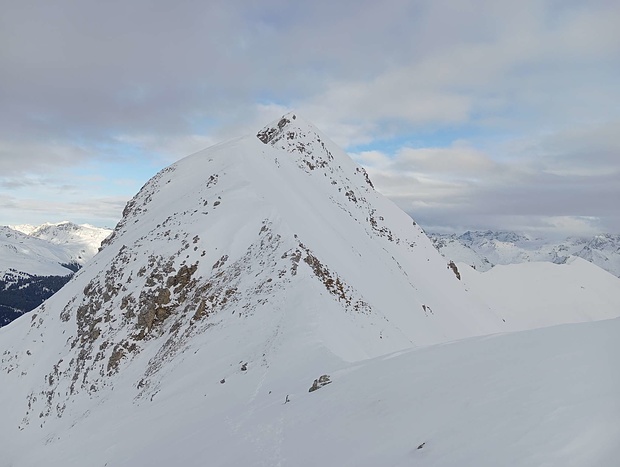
1 114 618 466
459 257 620 331
4 316 618 467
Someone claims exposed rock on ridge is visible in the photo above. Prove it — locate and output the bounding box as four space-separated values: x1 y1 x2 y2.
1 113 504 449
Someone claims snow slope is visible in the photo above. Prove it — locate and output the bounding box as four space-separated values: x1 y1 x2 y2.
458 257 620 331
431 230 620 277
2 313 618 467
1 113 618 466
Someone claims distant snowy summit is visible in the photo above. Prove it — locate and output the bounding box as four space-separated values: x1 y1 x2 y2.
0 222 111 326
2 221 111 278
430 230 620 278
10 221 112 263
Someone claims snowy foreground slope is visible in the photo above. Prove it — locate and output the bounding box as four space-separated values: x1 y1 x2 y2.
1 114 619 466
3 317 619 467
432 231 620 331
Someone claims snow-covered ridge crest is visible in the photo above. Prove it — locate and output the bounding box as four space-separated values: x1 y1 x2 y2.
257 112 375 188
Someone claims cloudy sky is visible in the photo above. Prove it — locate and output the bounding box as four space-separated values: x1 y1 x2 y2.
1 0 618 237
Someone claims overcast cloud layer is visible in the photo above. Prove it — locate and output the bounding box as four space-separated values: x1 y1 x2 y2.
1 0 618 236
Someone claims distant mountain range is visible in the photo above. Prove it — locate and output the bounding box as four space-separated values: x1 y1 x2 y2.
0 222 111 325
430 230 620 278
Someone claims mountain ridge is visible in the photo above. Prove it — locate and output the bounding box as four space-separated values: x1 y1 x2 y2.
1 113 505 440
1 113 618 466
431 230 620 277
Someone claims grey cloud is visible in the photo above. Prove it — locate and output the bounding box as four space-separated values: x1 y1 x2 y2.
2 0 618 148
380 167 620 235
0 178 41 189
0 140 93 176
391 145 499 176
0 0 418 141
0 192 125 228
364 125 620 236
481 172 618 218
1 0 619 234
294 0 620 146
0 177 78 192
538 123 620 174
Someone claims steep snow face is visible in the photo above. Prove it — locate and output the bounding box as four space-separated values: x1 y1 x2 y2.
0 113 507 460
431 231 620 277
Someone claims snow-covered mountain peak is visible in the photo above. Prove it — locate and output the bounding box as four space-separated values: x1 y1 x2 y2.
256 111 311 146
588 233 620 249
2 114 620 466
459 230 531 245
1 113 510 440
11 221 75 236
0 226 79 279
256 112 375 190
29 220 77 235
9 221 111 266
0 223 113 326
